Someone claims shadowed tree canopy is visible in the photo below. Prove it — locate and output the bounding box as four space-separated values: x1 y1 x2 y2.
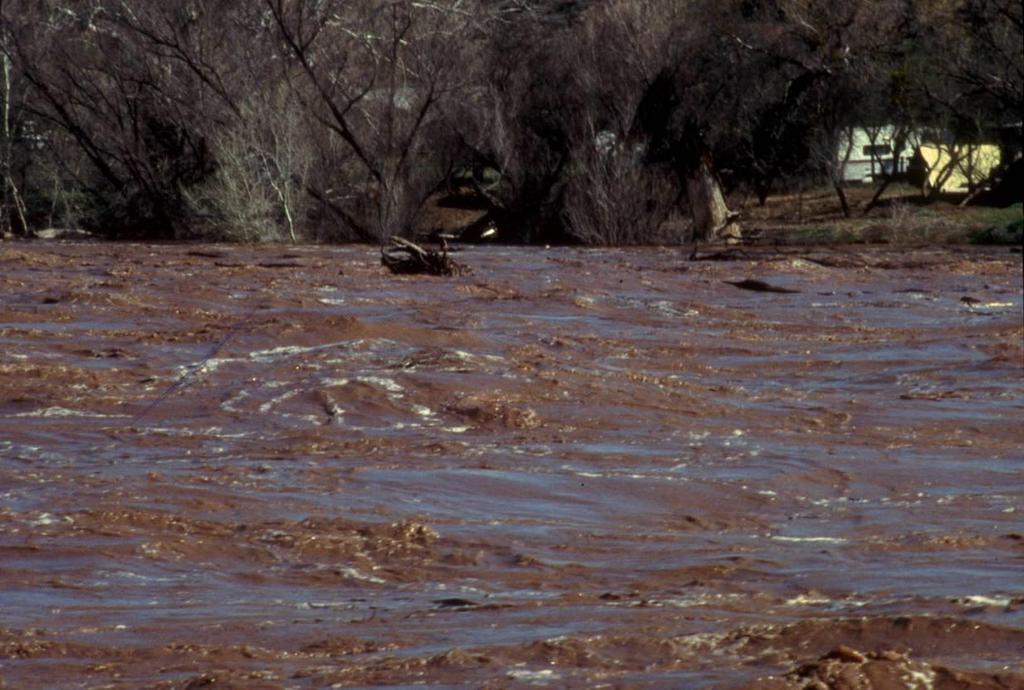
0 0 1019 242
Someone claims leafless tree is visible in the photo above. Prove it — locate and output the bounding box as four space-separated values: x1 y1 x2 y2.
560 1 678 245
0 0 34 235
265 0 481 243
430 6 589 244
7 1 254 237
951 0 1023 117
187 90 313 242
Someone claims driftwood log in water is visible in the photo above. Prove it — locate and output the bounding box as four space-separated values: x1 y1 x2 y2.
725 278 801 293
690 247 753 262
381 236 467 276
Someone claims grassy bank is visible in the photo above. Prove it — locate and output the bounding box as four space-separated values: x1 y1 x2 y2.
737 185 1022 247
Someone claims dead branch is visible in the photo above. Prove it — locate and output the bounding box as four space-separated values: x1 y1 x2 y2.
381 236 468 276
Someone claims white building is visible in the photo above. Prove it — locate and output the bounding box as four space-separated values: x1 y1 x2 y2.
837 126 921 183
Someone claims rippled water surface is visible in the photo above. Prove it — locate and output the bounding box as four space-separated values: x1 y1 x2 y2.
1 242 1022 689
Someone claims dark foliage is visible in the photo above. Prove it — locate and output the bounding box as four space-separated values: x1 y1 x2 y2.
1 0 1020 242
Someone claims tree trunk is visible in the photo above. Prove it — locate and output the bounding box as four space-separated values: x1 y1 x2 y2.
756 184 769 206
686 154 738 241
833 180 851 217
862 176 892 215
1 50 12 235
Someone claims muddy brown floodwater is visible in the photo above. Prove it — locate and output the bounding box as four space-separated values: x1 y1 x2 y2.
0 241 1022 690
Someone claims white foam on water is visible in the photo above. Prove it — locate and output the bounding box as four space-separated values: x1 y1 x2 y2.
29 512 59 526
196 358 231 374
218 392 247 416
337 567 386 585
12 407 130 419
208 429 257 440
412 404 435 420
299 601 362 611
564 466 690 483
249 341 349 362
259 390 299 414
139 542 172 559
785 593 833 606
135 425 255 440
507 668 561 685
671 630 746 657
104 570 177 584
903 668 937 690
965 302 1015 309
279 413 323 427
491 588 560 601
786 594 868 610
175 356 237 377
453 349 505 363
772 536 848 545
650 300 683 316
955 595 1011 607
656 593 745 608
356 375 404 396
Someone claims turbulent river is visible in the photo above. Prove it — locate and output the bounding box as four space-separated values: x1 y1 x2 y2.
0 242 1022 689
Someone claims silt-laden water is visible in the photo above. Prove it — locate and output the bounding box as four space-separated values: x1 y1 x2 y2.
1 242 1022 689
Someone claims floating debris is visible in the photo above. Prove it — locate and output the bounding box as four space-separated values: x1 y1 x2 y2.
725 279 801 293
381 236 467 276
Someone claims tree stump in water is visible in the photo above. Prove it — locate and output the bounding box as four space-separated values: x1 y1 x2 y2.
381 236 467 276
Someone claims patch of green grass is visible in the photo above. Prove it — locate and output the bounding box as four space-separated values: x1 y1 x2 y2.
758 200 1021 246
969 204 1024 245
789 225 861 243
792 226 835 242
973 203 1023 227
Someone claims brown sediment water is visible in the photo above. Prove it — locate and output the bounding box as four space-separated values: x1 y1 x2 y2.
0 241 1021 689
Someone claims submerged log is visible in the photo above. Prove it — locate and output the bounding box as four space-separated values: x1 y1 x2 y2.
381 236 467 276
724 278 800 293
